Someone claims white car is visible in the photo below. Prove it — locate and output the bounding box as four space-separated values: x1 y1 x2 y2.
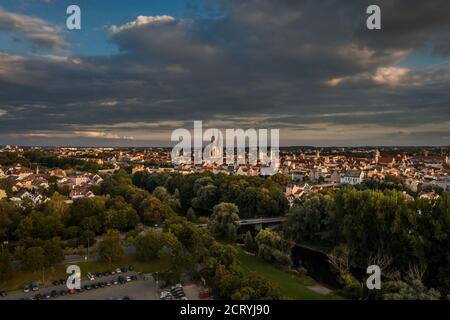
23 286 31 293
87 272 95 281
115 268 122 274
160 291 171 299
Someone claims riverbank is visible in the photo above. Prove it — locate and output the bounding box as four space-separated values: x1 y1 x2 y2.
235 247 343 300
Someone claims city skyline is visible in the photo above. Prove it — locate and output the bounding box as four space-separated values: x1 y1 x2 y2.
0 0 450 146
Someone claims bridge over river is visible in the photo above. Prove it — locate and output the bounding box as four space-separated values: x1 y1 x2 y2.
198 216 286 228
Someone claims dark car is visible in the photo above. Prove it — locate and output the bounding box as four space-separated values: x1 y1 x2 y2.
43 292 52 299
118 276 126 284
59 289 67 296
93 283 99 289
130 275 138 281
99 282 106 288
128 266 134 272
120 268 127 273
34 294 43 300
52 280 60 286
84 284 92 290
51 290 59 298
31 282 39 291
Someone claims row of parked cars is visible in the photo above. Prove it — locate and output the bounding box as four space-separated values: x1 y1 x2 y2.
84 274 138 291
19 288 80 300
16 266 136 300
160 284 188 300
87 267 134 281
23 282 40 293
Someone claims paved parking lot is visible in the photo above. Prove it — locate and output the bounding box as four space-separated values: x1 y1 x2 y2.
2 271 159 300
56 278 159 300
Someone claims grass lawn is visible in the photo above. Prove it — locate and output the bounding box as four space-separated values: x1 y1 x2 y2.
236 247 343 300
0 255 168 292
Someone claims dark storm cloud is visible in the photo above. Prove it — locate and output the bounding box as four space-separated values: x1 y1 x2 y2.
0 0 449 146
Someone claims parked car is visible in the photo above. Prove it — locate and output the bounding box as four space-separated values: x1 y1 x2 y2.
23 286 31 293
31 282 39 291
84 285 92 290
43 292 52 299
87 272 94 281
0 291 7 297
160 291 172 300
130 275 138 281
59 289 67 296
125 276 131 282
115 268 122 274
112 279 119 285
51 290 59 298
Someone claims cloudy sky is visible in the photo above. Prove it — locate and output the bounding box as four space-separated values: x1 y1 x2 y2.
0 0 449 147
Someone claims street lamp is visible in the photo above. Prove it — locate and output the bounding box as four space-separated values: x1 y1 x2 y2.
154 272 159 286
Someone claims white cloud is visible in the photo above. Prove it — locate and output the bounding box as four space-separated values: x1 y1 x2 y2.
99 100 119 107
110 15 175 33
372 67 410 86
324 78 344 87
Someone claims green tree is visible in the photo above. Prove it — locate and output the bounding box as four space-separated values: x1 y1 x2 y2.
23 247 46 271
102 196 140 231
99 230 124 264
0 200 21 241
43 237 64 266
139 196 173 225
244 231 256 253
255 229 291 266
153 186 169 202
135 229 161 261
0 248 12 281
284 193 336 245
186 207 197 222
208 203 240 242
